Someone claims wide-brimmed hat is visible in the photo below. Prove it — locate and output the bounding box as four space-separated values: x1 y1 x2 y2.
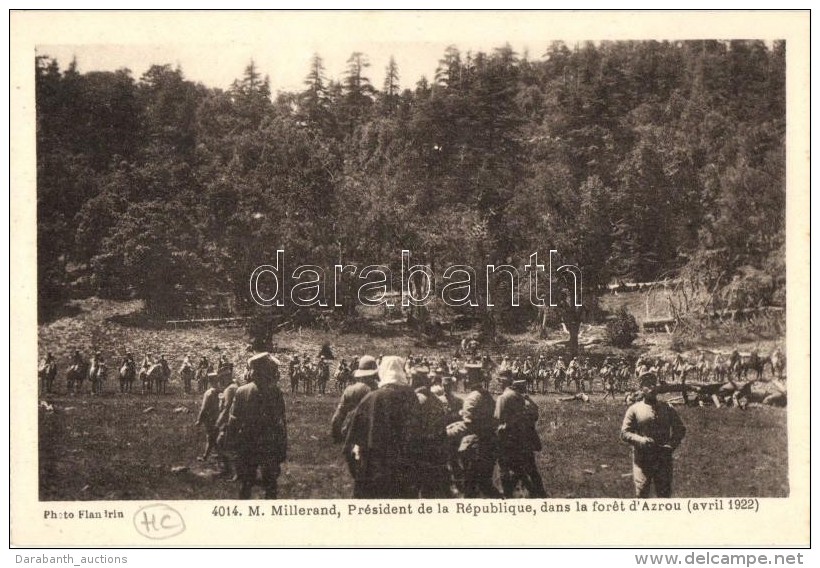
248 352 278 379
353 355 379 378
638 371 658 388
378 356 407 386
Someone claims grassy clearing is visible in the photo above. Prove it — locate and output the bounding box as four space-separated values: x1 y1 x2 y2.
37 298 788 501
39 391 788 501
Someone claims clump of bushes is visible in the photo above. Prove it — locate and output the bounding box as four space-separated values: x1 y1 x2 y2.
606 306 639 348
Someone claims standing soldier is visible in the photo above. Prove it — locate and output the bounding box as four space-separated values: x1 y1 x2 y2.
415 368 452 498
215 370 240 479
448 367 502 498
289 355 300 394
317 356 330 394
229 352 288 499
331 355 379 444
195 375 223 462
332 355 379 491
435 373 465 495
495 375 547 498
620 372 686 498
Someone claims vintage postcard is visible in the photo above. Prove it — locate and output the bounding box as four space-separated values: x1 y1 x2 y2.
10 10 810 547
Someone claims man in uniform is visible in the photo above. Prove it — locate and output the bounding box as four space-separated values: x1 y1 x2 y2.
448 366 501 498
620 372 686 498
344 356 422 499
195 375 223 462
215 369 241 479
331 355 379 444
414 368 451 498
289 355 300 394
495 374 547 498
229 352 288 499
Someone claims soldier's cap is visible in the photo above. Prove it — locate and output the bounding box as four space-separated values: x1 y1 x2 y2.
378 356 407 386
638 371 658 388
353 355 379 378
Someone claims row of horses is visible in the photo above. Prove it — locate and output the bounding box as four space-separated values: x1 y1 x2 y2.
289 361 332 394
667 349 786 384
39 360 172 395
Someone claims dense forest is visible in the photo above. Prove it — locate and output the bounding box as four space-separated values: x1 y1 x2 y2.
36 40 786 348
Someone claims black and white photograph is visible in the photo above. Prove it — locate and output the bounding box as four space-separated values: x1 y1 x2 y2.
11 10 810 547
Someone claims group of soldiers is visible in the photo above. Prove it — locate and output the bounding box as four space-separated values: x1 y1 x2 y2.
329 354 548 499
287 354 332 394
37 349 240 396
194 349 287 499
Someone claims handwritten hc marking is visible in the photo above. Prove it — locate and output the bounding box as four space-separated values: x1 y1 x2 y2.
133 504 185 540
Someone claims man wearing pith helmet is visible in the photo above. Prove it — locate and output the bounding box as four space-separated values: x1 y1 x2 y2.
229 352 287 499
620 371 686 498
331 355 379 444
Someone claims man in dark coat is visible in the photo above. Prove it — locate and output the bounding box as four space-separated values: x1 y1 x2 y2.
448 368 501 498
495 375 547 497
330 354 374 490
344 355 422 499
414 368 452 498
229 352 287 499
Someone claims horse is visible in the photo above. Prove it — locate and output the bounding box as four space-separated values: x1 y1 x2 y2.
39 361 57 394
89 361 107 395
712 355 729 383
196 365 210 393
146 361 171 395
142 362 168 394
536 366 549 395
316 361 330 394
740 351 767 381
333 365 350 393
617 365 632 393
770 349 786 380
290 363 301 394
179 362 195 394
119 361 136 393
301 362 315 394
66 362 88 394
553 367 566 393
583 364 596 394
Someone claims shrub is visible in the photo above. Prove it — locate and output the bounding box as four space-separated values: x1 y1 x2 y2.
606 306 639 348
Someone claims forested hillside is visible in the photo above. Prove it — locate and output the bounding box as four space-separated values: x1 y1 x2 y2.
36 40 786 340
